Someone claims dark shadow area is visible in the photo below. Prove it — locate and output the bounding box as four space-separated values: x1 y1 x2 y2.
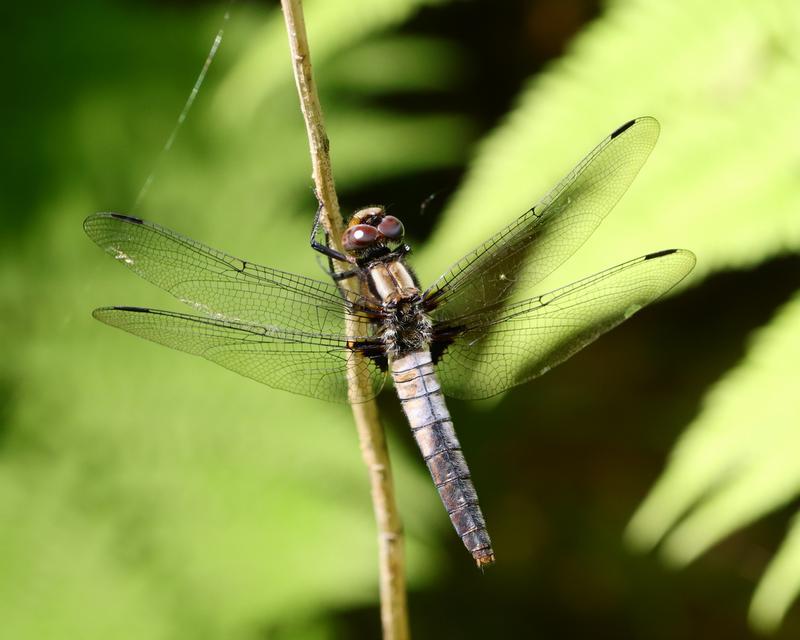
339 168 465 243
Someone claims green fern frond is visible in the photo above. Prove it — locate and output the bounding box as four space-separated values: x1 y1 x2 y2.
626 290 800 629
416 0 800 288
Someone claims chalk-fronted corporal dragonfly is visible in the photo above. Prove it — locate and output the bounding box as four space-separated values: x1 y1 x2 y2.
85 117 694 567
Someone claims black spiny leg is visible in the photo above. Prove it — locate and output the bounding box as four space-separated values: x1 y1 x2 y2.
310 198 360 283
310 201 355 265
332 268 360 282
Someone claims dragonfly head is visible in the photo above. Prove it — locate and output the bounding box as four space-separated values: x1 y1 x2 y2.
342 206 405 256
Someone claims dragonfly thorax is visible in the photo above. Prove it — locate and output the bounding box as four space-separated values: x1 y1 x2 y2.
381 295 432 356
364 254 430 356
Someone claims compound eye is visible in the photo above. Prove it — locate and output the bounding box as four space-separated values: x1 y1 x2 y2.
377 215 404 241
342 224 380 251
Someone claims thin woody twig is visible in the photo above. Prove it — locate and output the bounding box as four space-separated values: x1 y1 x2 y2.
279 2 410 638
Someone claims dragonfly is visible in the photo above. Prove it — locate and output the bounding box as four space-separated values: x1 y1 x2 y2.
85 116 695 567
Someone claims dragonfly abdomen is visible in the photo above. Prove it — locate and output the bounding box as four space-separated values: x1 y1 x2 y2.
391 351 495 567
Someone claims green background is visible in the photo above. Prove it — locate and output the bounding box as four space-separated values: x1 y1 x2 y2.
3 0 800 638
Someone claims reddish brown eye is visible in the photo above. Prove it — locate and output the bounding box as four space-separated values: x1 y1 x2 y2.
377 215 404 241
343 224 380 251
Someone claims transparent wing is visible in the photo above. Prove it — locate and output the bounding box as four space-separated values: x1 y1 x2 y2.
433 249 695 400
84 213 373 334
94 306 386 403
424 117 660 322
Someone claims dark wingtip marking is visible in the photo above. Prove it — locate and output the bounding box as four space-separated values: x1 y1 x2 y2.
610 119 636 139
645 248 678 260
109 213 144 224
111 306 152 313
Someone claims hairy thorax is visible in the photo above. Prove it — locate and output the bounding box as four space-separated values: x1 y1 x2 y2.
367 259 432 356
382 296 432 355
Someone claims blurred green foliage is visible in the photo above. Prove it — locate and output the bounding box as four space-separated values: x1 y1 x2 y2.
1 0 461 637
2 0 800 637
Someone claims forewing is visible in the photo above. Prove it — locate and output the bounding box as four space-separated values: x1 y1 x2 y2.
433 249 695 400
84 213 371 334
425 117 660 322
94 307 386 403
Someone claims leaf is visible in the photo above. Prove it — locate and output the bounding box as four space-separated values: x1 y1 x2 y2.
751 513 800 634
212 0 450 125
626 291 800 629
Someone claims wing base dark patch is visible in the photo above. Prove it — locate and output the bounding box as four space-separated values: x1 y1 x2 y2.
429 325 465 365
348 339 388 372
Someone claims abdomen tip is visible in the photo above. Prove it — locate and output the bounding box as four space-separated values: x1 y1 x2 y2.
475 552 496 568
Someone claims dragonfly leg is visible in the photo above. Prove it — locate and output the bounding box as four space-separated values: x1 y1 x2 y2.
394 244 412 258
310 199 355 264
331 268 360 281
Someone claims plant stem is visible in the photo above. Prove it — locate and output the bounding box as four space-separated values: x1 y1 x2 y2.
279 2 410 638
